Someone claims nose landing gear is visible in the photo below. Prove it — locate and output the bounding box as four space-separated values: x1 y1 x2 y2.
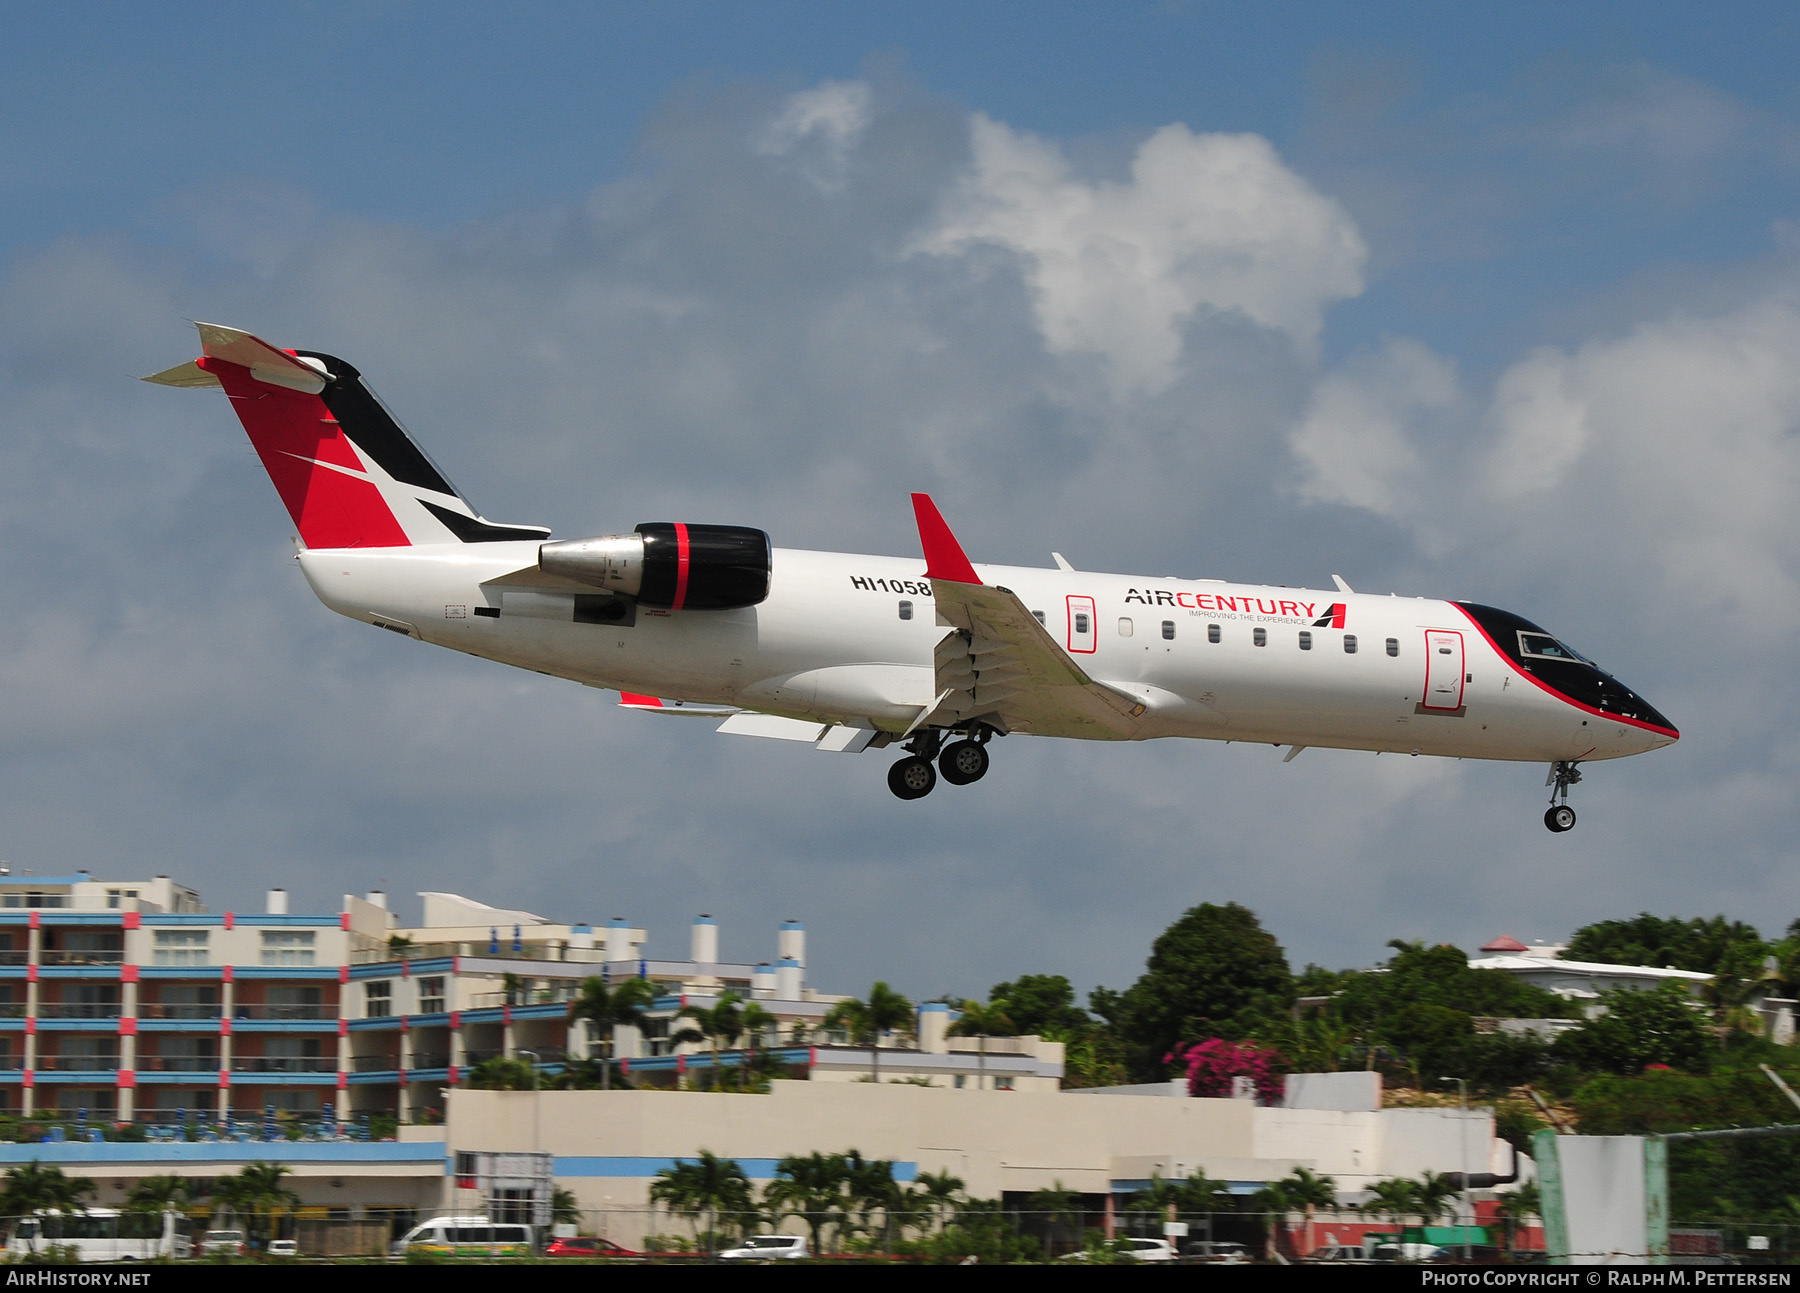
1544 760 1582 832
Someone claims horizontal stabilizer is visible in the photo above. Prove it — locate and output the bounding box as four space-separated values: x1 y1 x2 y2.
141 360 221 389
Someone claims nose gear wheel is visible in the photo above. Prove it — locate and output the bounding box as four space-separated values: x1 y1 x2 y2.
1544 761 1583 832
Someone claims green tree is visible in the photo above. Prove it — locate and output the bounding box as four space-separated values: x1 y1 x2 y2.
1492 1181 1540 1255
123 1174 199 1214
211 1162 299 1247
1413 1170 1459 1225
764 1152 849 1252
735 1000 779 1089
465 1056 540 1090
551 1187 582 1227
824 983 915 1083
1099 903 1295 1081
649 1151 754 1252
1552 983 1714 1074
565 975 658 1091
946 997 1014 1089
672 992 744 1089
1566 914 1767 976
0 1162 95 1225
1026 1181 1081 1256
913 1169 965 1235
988 975 1090 1036
1367 1177 1421 1229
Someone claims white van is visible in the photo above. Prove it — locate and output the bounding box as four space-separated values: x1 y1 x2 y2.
391 1216 535 1259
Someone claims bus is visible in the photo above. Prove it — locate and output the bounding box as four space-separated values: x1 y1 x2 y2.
7 1209 192 1261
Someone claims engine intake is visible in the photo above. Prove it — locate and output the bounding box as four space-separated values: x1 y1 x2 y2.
538 523 771 610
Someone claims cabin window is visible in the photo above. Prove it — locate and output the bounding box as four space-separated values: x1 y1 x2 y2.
897 600 913 621
1298 631 1312 651
1344 635 1358 654
1207 624 1221 644
1074 613 1090 635
1161 621 1175 641
1386 638 1400 657
1032 611 1045 626
1253 627 1267 647
1117 617 1134 637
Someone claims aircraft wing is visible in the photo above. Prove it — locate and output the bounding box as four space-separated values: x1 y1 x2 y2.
617 693 879 752
912 495 1146 739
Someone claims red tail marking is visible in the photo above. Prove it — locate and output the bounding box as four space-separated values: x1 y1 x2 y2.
911 493 981 585
1332 604 1347 629
620 693 663 708
673 521 691 611
204 358 410 549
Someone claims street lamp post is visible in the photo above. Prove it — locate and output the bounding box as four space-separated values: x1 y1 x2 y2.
1442 1076 1472 1260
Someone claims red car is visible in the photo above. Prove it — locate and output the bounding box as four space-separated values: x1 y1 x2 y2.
545 1236 642 1259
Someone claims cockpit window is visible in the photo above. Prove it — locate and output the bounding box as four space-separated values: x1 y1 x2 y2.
1517 632 1586 663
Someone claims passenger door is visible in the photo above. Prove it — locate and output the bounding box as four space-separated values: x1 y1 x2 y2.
1422 630 1465 710
1066 595 1097 654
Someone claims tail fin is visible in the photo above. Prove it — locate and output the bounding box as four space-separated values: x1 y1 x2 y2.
144 323 549 549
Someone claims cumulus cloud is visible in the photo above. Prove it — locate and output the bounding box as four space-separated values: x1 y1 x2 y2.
756 80 874 191
911 116 1367 395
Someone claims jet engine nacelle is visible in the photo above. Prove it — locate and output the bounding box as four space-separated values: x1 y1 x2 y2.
538 523 771 610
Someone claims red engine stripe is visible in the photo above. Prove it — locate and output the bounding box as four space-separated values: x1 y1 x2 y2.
672 522 691 611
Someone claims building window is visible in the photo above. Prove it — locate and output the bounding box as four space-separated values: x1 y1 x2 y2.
897 600 912 621
419 977 446 1014
1253 628 1267 647
1298 631 1312 651
1386 637 1400 657
260 930 315 966
2 893 65 909
1118 617 1133 637
1207 624 1221 644
1344 635 1358 654
153 930 209 967
994 1077 1015 1091
364 981 393 1018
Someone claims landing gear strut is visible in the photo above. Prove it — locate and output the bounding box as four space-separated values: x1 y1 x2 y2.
1544 760 1582 832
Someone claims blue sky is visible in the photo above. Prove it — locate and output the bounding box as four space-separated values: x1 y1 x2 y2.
2 3 1798 1000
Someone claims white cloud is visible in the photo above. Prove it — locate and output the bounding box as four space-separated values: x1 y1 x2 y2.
755 80 874 191
1290 338 1458 516
912 116 1367 395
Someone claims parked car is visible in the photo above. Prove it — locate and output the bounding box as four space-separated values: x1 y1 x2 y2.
545 1236 642 1259
718 1234 810 1261
1181 1239 1253 1263
1061 1237 1177 1262
199 1229 247 1257
266 1239 299 1258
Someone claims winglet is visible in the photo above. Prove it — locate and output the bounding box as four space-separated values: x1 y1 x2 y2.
911 493 981 586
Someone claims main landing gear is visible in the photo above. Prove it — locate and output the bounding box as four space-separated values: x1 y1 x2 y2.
887 728 993 800
1544 760 1582 832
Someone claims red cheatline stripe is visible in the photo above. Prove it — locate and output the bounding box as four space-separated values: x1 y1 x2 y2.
673 522 691 611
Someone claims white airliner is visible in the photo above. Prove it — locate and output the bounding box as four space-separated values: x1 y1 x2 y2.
148 324 1678 829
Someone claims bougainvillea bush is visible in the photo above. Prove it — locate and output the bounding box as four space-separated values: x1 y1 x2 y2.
1166 1037 1287 1105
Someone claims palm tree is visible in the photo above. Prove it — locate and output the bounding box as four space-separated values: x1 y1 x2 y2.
1278 1166 1337 1257
1367 1177 1421 1232
1026 1181 1081 1257
0 1162 95 1233
1492 1181 1541 1256
649 1151 754 1254
672 992 745 1089
946 997 1014 1090
764 1152 850 1252
824 982 914 1083
212 1162 300 1248
1414 1169 1459 1226
840 1150 900 1244
124 1174 197 1214
465 1056 539 1089
736 1001 778 1089
565 975 657 1091
914 1169 964 1235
